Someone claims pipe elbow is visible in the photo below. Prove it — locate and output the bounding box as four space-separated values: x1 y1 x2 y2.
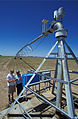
54 22 64 31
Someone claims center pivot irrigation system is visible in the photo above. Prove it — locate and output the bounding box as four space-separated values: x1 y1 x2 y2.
6 7 78 119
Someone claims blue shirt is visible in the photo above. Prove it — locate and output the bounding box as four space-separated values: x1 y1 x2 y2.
16 74 22 84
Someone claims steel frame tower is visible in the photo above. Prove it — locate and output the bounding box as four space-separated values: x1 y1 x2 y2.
4 7 78 119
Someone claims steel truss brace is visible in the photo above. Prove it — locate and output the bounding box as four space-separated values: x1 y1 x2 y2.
16 100 32 119
61 39 75 117
6 87 32 119
27 87 71 119
5 39 78 119
53 39 77 119
64 40 78 64
6 41 58 117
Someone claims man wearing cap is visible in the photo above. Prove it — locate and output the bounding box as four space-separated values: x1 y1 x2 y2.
16 70 23 96
6 69 16 103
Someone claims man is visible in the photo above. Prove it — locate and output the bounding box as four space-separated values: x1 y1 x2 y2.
16 70 23 96
6 69 16 104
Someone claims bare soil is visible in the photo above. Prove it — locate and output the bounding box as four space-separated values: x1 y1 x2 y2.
0 56 78 112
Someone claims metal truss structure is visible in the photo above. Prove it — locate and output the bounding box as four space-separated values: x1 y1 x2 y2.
5 7 78 119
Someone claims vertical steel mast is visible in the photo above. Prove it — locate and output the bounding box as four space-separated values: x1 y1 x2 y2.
53 8 75 117
4 7 78 119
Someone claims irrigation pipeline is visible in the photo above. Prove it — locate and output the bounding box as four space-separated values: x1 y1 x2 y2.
14 36 47 71
16 34 44 57
33 36 46 51
14 57 36 71
20 58 36 71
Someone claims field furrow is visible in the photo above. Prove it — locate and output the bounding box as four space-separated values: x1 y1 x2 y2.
0 56 78 112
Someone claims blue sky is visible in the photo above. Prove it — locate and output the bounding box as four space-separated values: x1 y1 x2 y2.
0 0 78 57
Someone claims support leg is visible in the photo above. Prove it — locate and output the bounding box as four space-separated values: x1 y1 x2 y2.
56 60 62 108
8 94 10 103
56 41 63 108
61 40 75 118
52 60 58 94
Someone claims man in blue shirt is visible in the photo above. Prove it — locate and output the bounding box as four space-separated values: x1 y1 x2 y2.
16 70 23 96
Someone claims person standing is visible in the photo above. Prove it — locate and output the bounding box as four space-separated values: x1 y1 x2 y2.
16 70 23 96
6 69 16 104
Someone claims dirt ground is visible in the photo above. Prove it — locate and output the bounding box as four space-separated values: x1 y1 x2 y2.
0 56 78 112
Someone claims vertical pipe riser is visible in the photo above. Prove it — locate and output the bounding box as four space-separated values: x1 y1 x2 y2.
61 40 75 118
56 40 63 108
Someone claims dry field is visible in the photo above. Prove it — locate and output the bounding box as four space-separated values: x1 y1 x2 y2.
0 56 78 112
